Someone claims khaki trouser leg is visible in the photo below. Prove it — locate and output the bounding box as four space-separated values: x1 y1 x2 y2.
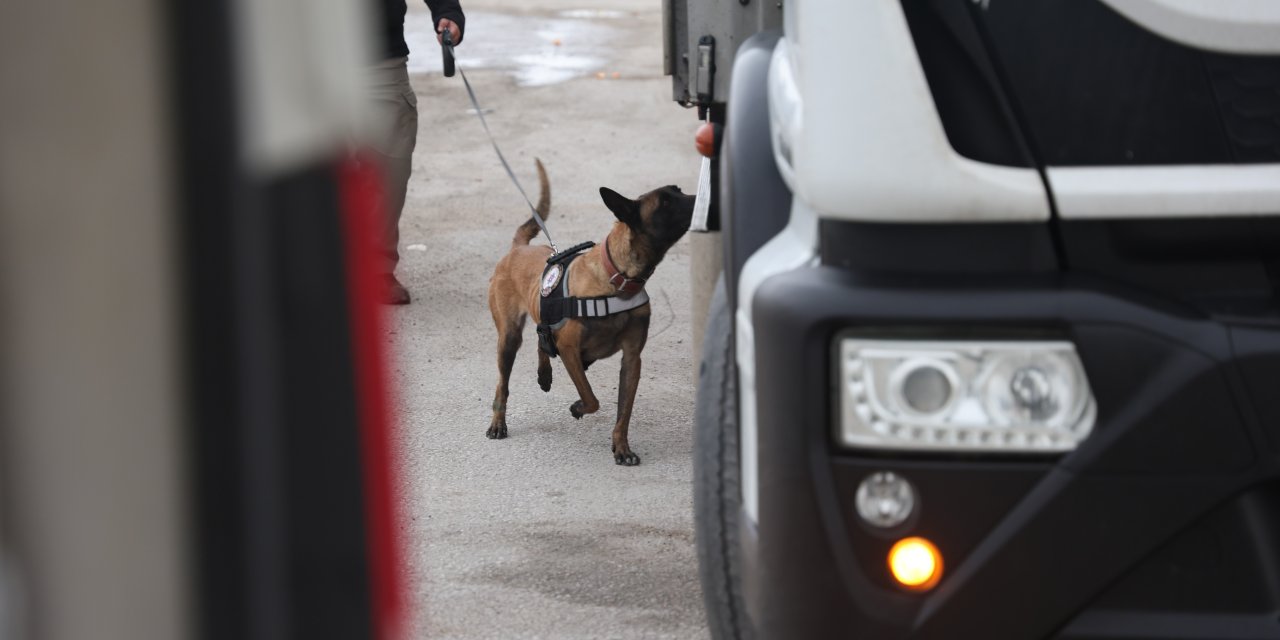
374 149 412 275
365 56 418 275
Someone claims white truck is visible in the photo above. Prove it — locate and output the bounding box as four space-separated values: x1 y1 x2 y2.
669 1 1280 638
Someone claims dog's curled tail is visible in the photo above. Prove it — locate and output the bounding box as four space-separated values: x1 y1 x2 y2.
513 158 552 246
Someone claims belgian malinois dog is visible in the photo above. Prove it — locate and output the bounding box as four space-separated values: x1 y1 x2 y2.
486 160 695 465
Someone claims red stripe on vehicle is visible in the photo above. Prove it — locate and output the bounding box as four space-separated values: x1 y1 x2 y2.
337 152 404 640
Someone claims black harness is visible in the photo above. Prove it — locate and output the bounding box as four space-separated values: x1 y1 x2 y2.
535 242 651 358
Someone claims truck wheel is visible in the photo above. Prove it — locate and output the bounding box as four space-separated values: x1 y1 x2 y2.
695 276 754 640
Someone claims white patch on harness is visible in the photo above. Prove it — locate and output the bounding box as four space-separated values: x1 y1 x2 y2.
541 264 564 297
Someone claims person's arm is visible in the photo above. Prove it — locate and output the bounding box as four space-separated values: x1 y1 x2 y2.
425 0 465 45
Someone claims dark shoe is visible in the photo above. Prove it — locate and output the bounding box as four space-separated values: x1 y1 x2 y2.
382 274 410 305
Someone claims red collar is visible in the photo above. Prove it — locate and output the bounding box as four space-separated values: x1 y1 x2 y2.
601 237 646 298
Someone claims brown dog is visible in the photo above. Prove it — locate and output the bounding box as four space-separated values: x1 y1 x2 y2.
486 160 695 465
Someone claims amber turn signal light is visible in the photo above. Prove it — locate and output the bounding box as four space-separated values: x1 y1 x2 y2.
695 122 715 157
888 536 943 591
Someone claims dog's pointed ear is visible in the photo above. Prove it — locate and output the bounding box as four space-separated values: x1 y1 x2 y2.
600 187 640 227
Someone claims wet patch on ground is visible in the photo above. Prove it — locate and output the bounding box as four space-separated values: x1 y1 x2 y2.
407 11 622 86
459 520 699 616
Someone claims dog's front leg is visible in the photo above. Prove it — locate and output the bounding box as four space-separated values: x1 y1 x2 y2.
487 317 524 439
611 344 643 466
556 324 600 419
537 349 553 392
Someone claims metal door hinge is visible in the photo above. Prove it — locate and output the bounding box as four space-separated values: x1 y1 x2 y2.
695 35 715 105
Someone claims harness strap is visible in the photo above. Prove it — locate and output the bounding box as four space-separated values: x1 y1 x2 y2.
566 291 651 318
548 241 595 265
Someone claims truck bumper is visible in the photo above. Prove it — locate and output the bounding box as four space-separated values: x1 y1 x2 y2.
743 265 1280 639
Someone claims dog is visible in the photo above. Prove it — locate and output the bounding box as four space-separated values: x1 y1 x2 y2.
486 160 695 465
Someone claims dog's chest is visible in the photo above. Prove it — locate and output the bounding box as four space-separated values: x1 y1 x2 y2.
577 311 649 361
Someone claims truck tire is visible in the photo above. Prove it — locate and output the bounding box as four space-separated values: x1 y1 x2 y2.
694 276 754 640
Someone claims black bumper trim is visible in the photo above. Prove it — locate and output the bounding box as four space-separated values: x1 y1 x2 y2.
744 265 1279 638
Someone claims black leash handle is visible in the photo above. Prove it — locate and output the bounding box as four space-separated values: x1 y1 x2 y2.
441 29 455 77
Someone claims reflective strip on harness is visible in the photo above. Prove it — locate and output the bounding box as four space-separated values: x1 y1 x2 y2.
571 291 650 317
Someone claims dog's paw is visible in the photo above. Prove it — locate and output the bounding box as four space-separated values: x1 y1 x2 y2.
538 368 552 393
486 421 508 439
569 399 598 419
613 450 641 466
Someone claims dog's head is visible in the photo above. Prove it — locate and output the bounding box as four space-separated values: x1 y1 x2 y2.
599 185 695 254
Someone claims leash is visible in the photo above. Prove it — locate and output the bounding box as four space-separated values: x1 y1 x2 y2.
441 30 559 253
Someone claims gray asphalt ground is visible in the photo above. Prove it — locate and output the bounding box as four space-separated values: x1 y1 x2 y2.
390 2 709 637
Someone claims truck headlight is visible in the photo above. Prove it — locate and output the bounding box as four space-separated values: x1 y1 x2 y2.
837 338 1096 453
